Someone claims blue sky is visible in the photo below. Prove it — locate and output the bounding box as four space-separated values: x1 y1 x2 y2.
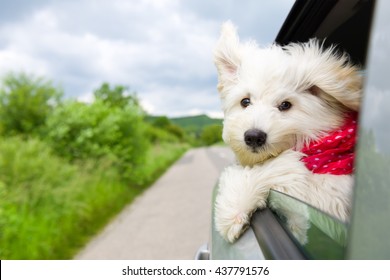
0 0 294 117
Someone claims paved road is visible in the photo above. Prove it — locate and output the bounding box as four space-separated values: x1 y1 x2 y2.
75 146 235 260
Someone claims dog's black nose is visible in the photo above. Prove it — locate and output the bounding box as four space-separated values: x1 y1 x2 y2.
244 129 267 148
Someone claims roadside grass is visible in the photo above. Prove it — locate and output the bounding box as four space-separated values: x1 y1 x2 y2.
0 137 189 259
133 142 190 186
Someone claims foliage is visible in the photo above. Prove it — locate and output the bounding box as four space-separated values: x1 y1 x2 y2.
144 124 180 143
0 73 62 137
44 99 148 181
200 124 223 146
132 142 189 187
166 124 185 139
170 114 222 136
0 136 188 259
152 116 171 127
150 116 184 140
0 137 128 259
93 82 139 109
147 114 223 145
0 73 211 259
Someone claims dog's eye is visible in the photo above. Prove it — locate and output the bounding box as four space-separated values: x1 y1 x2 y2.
240 98 251 108
278 101 292 111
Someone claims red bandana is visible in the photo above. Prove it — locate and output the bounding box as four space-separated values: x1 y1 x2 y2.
300 112 358 175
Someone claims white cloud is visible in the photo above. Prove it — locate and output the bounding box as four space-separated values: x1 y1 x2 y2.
207 111 224 119
77 92 94 104
0 49 49 77
0 0 293 117
140 99 156 115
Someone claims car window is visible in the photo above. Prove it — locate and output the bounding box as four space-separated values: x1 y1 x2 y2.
209 0 390 260
268 190 348 259
346 0 390 259
271 0 389 260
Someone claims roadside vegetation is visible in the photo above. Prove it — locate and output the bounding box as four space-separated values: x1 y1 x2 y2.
0 73 222 259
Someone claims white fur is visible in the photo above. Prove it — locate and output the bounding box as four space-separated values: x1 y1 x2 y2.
214 21 362 243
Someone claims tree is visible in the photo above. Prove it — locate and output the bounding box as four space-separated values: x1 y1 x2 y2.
93 82 139 109
44 99 148 181
200 124 223 146
152 116 171 128
0 73 62 136
151 116 184 140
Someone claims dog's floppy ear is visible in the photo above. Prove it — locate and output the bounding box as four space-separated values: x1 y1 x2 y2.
288 40 362 111
309 59 362 112
214 21 241 93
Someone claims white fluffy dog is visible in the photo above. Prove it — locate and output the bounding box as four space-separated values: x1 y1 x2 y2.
213 21 362 243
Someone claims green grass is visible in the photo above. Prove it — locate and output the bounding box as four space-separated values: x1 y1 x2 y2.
0 137 188 259
133 142 189 186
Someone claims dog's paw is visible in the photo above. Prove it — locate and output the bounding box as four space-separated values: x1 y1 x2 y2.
215 208 253 243
214 165 269 243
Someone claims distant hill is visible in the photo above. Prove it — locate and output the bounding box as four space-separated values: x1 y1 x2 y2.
146 114 223 136
170 114 222 132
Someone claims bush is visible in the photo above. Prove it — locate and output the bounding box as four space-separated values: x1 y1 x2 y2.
94 82 139 109
0 136 188 259
144 124 180 143
0 73 62 137
44 100 148 181
0 76 192 259
149 116 185 141
0 136 140 259
200 124 223 146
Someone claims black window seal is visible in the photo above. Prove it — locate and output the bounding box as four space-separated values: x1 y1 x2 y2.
275 0 337 45
251 208 307 260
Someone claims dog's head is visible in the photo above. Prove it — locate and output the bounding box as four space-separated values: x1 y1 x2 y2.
214 21 362 166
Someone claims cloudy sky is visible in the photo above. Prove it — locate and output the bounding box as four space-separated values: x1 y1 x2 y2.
0 0 294 117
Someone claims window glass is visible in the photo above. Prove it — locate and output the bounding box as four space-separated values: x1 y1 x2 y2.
346 0 390 259
268 190 348 259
